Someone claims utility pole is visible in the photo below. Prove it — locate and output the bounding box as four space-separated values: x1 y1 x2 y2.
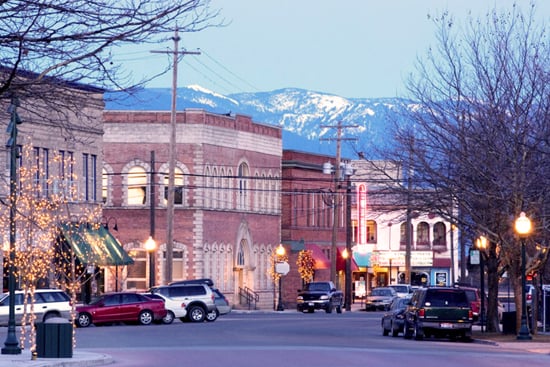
151 27 200 283
320 121 357 286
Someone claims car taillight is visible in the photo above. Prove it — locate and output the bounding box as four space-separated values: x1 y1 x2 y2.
468 310 473 320
211 295 215 302
418 309 425 318
526 294 532 301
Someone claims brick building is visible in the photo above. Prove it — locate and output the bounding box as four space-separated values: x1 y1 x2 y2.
280 151 457 310
102 109 282 308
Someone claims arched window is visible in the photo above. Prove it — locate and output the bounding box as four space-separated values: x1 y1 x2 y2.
163 167 184 206
236 239 246 267
417 222 430 250
127 166 147 205
238 162 249 210
433 222 447 252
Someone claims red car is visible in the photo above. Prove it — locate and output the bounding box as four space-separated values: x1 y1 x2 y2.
75 292 167 327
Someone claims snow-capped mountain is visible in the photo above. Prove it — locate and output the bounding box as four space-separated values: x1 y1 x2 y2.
105 86 409 158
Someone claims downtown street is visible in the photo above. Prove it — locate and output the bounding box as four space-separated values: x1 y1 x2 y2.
12 309 547 367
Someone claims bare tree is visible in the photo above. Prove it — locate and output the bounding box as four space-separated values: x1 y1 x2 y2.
0 0 221 126
361 3 550 332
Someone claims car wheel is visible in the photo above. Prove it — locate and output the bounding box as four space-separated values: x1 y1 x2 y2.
139 310 154 325
187 305 206 322
76 313 92 328
206 309 219 322
391 323 399 337
382 321 389 336
162 311 175 325
403 320 413 339
336 304 342 314
325 302 333 314
413 322 424 340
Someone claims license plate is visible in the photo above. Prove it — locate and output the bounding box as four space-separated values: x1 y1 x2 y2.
308 302 314 307
440 323 454 329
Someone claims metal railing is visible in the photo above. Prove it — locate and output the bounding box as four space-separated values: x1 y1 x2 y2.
239 286 259 310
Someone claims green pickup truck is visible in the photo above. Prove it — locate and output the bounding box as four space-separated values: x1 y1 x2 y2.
403 287 473 341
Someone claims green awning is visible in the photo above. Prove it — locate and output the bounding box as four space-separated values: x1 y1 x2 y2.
60 223 134 266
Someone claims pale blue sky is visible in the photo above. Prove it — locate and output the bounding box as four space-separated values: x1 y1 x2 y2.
118 0 548 99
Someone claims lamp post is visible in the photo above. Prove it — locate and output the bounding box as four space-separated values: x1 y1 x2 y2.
275 244 286 311
145 236 157 289
476 235 487 333
2 97 21 355
515 212 532 340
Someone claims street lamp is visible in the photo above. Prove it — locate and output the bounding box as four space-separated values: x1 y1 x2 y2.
514 212 532 340
145 236 157 289
475 235 487 333
275 244 286 311
2 97 21 355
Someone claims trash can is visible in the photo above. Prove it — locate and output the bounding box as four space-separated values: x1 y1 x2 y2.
36 317 73 358
501 311 516 334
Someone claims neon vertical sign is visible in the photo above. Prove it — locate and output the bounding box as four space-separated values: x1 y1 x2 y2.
357 183 367 245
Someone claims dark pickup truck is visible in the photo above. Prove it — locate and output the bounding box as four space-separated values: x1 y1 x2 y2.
296 281 344 314
403 287 473 341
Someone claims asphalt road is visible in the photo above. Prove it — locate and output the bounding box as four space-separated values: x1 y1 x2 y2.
10 310 550 367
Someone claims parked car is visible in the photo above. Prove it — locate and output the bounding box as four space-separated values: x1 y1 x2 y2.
168 279 231 321
459 286 504 324
459 287 482 322
142 292 184 324
0 289 71 326
403 287 473 341
388 284 413 298
151 283 216 323
525 284 535 307
75 292 167 327
365 287 398 311
381 297 410 337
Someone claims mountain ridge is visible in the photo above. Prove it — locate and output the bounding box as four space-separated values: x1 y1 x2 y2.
105 86 409 158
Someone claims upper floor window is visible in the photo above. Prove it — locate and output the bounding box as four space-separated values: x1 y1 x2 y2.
417 222 430 249
237 162 249 210
433 222 447 251
163 167 184 206
366 220 377 243
127 166 147 205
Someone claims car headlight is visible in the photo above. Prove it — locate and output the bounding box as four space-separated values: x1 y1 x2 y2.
297 296 303 301
320 295 329 300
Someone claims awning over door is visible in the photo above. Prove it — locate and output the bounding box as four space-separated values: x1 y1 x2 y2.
337 246 359 271
60 223 134 266
304 243 330 269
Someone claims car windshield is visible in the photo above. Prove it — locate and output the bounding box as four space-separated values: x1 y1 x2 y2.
390 286 408 293
306 283 330 292
372 289 392 296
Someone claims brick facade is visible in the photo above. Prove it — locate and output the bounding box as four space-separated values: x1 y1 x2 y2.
102 110 282 308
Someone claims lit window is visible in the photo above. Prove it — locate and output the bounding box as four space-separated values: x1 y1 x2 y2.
127 166 147 205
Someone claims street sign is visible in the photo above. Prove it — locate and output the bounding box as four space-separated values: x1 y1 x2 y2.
275 261 289 275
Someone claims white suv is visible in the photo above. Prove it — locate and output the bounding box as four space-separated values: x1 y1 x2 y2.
150 284 216 323
0 289 72 325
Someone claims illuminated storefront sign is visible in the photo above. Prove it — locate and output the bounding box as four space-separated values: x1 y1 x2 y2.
356 183 367 246
376 251 433 267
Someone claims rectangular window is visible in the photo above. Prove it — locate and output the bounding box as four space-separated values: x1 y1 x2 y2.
42 148 49 196
59 150 65 180
91 154 97 201
83 153 89 201
34 147 40 196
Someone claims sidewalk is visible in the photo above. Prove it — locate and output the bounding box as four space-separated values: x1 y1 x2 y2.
0 350 112 367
